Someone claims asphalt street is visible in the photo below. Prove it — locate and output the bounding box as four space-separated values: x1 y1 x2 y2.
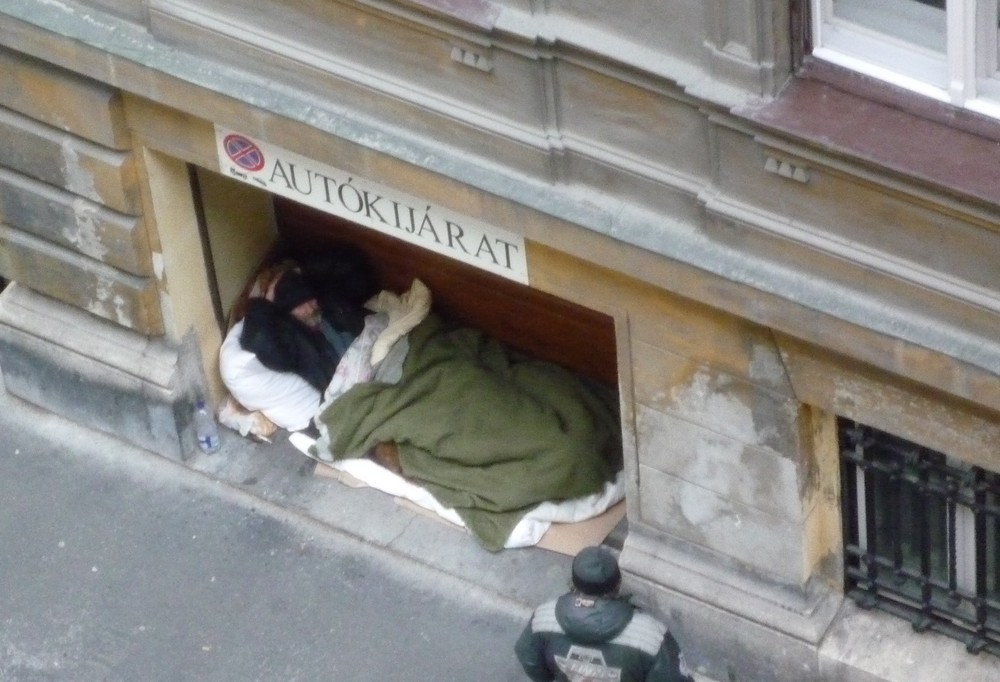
0 391 533 681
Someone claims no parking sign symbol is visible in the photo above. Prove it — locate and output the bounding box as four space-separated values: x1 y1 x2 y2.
223 134 266 172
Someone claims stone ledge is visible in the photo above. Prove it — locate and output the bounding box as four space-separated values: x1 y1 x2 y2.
620 527 842 681
0 225 162 334
819 601 997 682
622 527 841 640
0 283 194 459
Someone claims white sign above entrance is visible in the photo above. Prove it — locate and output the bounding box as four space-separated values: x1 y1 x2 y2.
214 126 528 284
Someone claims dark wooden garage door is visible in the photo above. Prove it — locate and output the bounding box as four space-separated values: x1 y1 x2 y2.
273 196 618 388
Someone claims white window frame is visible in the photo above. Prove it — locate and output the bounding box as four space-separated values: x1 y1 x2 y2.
811 0 1000 120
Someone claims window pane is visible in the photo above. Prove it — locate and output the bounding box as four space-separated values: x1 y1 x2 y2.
868 460 949 584
986 494 1000 601
833 0 947 53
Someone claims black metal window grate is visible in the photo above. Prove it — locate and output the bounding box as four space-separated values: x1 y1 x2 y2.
840 419 1000 657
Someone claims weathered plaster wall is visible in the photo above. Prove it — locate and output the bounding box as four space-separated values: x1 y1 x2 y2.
527 241 825 589
0 47 161 334
194 168 277 320
628 291 813 586
0 48 221 456
133 148 223 402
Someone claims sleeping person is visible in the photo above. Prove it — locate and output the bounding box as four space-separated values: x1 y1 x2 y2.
239 268 354 393
309 279 624 551
219 247 379 432
220 267 624 552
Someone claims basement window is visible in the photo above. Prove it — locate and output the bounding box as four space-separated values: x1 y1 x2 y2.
840 419 1000 656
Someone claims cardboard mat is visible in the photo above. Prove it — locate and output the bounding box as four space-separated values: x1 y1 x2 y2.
313 459 625 556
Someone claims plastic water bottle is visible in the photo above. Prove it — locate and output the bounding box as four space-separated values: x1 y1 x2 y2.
193 398 221 454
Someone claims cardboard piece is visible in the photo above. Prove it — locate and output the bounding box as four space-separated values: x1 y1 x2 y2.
313 460 367 488
537 501 626 556
396 497 625 556
316 459 625 556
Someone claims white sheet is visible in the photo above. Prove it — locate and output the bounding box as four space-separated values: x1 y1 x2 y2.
219 321 321 432
288 432 625 549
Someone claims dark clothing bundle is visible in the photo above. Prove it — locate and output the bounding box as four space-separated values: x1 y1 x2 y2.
239 245 380 392
240 298 341 392
515 593 694 682
298 245 380 334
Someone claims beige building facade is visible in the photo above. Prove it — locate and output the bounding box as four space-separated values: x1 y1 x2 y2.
0 1 997 680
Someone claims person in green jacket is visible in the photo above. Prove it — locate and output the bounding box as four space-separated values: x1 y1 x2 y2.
515 546 695 682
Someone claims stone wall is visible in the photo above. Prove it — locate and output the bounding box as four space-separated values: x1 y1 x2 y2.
0 48 160 333
0 48 205 459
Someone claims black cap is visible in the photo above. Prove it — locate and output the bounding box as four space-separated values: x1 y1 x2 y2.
271 271 316 312
571 546 621 596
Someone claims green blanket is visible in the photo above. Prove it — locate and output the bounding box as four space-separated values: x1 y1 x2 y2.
314 314 622 551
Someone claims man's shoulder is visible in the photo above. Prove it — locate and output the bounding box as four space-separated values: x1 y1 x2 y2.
609 607 668 656
529 597 562 634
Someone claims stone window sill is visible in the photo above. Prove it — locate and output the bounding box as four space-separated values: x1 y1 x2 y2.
737 58 1000 211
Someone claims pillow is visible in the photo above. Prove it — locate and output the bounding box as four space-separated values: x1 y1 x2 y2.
219 320 321 431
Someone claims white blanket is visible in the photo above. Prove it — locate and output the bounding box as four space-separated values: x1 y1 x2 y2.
289 432 625 548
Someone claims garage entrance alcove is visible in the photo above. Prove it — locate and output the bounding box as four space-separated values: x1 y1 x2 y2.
211 186 628 555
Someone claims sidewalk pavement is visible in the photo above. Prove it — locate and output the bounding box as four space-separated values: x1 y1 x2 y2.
0 382 715 681
185 420 581 614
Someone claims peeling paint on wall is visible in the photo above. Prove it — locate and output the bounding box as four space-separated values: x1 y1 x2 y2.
663 362 803 457
64 197 109 261
672 370 761 446
86 274 132 327
151 252 165 281
677 481 734 534
637 403 801 520
60 137 100 202
638 464 803 578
